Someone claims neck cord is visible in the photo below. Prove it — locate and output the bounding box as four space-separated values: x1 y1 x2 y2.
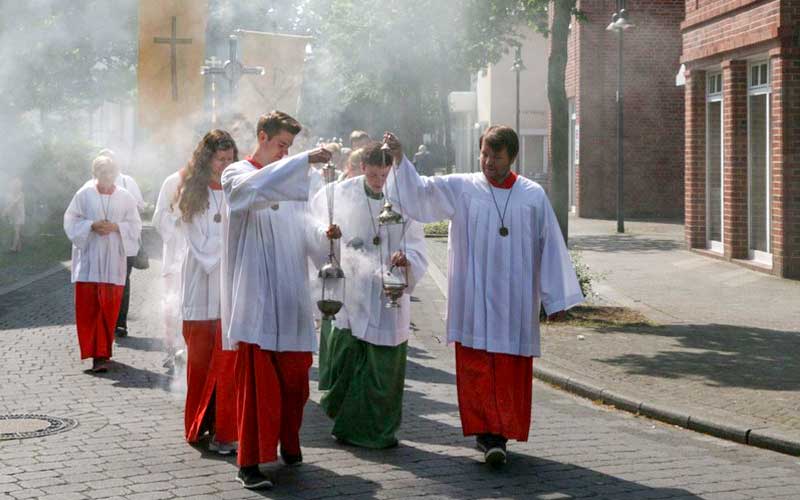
488 181 514 237
364 181 383 246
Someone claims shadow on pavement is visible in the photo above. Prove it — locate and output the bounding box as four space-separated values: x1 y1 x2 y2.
314 390 701 499
258 463 381 499
570 233 684 253
596 323 800 390
0 268 74 331
95 360 174 392
115 334 166 353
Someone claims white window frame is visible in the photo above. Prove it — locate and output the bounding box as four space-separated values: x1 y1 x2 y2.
706 71 724 253
746 60 772 266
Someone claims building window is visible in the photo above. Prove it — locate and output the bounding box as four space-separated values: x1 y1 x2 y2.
520 133 547 180
706 72 723 252
747 61 771 264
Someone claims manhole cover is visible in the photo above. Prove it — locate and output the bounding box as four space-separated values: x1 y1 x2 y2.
0 414 78 440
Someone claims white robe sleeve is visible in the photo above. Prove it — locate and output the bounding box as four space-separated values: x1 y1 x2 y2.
538 199 584 315
184 215 221 274
387 156 465 223
402 220 428 294
222 152 311 212
307 186 333 268
121 174 146 212
63 191 94 250
153 175 181 241
116 193 142 257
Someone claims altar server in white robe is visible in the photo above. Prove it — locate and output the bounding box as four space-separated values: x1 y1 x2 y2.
64 155 141 373
175 130 239 454
153 168 188 370
311 141 428 449
384 126 583 466
220 111 332 490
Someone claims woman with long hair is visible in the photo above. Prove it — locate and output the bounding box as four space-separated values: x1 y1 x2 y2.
174 129 239 454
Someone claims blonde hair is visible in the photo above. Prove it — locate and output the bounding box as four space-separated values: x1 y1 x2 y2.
92 155 118 179
348 147 364 170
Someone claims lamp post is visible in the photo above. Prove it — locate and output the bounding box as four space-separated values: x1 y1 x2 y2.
511 45 525 173
606 1 634 234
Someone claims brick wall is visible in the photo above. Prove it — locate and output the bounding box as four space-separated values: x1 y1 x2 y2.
682 1 781 62
684 69 706 247
771 50 800 278
682 0 800 279
566 0 685 219
722 60 749 259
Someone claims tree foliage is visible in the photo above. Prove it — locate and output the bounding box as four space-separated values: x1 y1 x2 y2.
0 0 138 121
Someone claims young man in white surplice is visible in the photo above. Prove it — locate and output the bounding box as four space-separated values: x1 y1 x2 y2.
384 126 584 466
220 111 332 490
310 141 428 449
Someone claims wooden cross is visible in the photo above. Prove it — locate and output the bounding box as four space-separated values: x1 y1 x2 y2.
153 16 193 101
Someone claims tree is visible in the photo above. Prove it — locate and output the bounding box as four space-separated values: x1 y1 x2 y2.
291 0 538 162
508 0 579 243
539 0 578 244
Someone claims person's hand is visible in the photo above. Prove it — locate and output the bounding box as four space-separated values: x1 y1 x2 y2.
308 147 333 164
91 220 113 235
326 224 341 240
382 132 403 164
546 310 567 322
391 251 408 268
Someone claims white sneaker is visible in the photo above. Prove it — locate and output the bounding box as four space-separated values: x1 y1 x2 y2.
209 439 238 455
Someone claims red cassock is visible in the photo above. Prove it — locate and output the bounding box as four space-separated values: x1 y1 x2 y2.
183 320 238 443
235 342 312 467
455 342 533 441
75 282 124 360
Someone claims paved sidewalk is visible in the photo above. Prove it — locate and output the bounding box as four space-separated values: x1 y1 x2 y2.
426 216 800 456
1 238 799 498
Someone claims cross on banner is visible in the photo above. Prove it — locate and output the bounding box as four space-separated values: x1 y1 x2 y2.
153 16 193 101
201 34 264 114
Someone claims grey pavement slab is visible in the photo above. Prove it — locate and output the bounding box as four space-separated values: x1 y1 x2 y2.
425 215 800 455
0 251 798 499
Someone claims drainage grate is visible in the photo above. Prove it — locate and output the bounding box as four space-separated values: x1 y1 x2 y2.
0 414 78 440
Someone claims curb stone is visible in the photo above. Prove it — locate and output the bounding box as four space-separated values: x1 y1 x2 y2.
533 363 800 457
425 256 800 458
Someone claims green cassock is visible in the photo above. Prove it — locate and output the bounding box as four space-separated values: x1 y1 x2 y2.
320 324 408 449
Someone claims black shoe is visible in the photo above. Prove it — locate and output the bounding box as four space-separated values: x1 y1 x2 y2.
115 326 128 338
475 434 491 453
236 466 273 489
486 434 508 467
280 447 303 466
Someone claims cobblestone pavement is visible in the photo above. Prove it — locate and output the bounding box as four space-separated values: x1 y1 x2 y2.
425 217 800 452
0 256 798 499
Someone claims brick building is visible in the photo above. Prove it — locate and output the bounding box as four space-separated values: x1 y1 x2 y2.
556 0 686 219
682 0 800 278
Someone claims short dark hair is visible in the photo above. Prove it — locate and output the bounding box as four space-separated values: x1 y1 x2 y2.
256 111 302 139
479 125 519 161
361 141 392 167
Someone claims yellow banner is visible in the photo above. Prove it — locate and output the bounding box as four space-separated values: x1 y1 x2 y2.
137 0 208 137
233 30 312 117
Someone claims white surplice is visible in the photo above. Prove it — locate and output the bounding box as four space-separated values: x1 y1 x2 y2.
387 157 583 357
221 152 319 352
180 187 224 321
64 182 142 286
116 173 145 212
310 176 428 347
81 173 144 257
152 171 187 277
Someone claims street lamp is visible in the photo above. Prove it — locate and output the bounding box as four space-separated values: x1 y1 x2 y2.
606 2 634 234
510 44 525 173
